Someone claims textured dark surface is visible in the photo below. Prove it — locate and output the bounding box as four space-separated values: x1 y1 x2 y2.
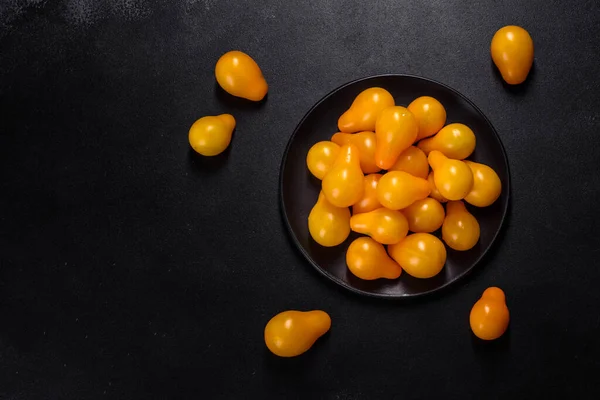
1 0 599 398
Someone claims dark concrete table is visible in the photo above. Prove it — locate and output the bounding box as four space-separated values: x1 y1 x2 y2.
1 1 599 398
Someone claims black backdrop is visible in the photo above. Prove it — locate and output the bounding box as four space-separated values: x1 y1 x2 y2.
1 0 599 398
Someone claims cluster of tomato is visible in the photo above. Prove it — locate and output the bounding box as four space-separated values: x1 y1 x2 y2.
306 87 502 280
189 25 535 357
266 24 535 358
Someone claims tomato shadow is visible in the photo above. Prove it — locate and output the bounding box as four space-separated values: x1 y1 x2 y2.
471 327 511 356
491 60 536 96
453 195 513 284
262 329 331 373
186 145 232 175
214 82 268 110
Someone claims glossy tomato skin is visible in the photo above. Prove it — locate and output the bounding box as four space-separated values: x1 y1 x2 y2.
464 161 502 207
322 144 364 208
470 287 510 340
338 87 395 133
377 171 430 210
350 208 409 245
388 146 429 179
408 96 447 141
442 201 480 251
403 198 445 233
427 171 448 203
188 114 236 156
388 233 446 278
308 192 351 247
215 50 268 101
331 131 380 173
428 151 473 201
418 123 476 160
346 237 402 280
375 106 418 169
352 174 383 215
264 310 331 357
306 141 340 180
491 26 534 85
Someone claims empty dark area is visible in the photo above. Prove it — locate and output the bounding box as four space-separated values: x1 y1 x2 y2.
1 0 599 399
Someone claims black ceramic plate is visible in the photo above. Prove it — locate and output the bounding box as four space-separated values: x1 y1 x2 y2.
280 74 510 299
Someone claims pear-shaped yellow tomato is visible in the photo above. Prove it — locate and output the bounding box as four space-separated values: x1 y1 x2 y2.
346 237 402 280
427 171 447 203
215 50 268 101
322 144 364 208
418 123 476 160
402 198 445 233
188 114 236 156
408 96 447 141
308 192 351 247
338 87 395 133
388 233 446 278
352 174 382 215
331 131 380 173
306 141 340 180
428 151 473 201
491 26 534 85
264 310 331 357
388 146 429 179
350 208 409 245
376 171 430 210
375 106 418 169
470 287 510 340
442 201 480 251
464 161 502 207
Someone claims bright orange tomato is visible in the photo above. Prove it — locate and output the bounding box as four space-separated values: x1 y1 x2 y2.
491 26 534 85
388 233 446 278
188 114 236 156
322 144 364 207
408 96 447 141
470 287 510 340
428 151 473 201
442 201 480 251
346 237 402 280
402 198 445 233
306 141 340 180
375 106 418 170
377 171 430 210
352 174 382 214
338 87 395 133
331 131 380 173
264 310 331 357
215 50 268 101
308 192 351 247
418 123 476 160
388 146 429 179
427 171 448 203
350 208 409 245
464 161 502 207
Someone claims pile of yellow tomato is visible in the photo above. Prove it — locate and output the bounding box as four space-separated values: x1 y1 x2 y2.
187 24 535 358
264 24 533 357
306 87 502 280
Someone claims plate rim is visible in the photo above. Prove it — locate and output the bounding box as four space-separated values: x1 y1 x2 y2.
279 73 511 299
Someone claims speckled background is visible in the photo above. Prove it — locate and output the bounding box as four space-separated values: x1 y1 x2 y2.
1 1 599 398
